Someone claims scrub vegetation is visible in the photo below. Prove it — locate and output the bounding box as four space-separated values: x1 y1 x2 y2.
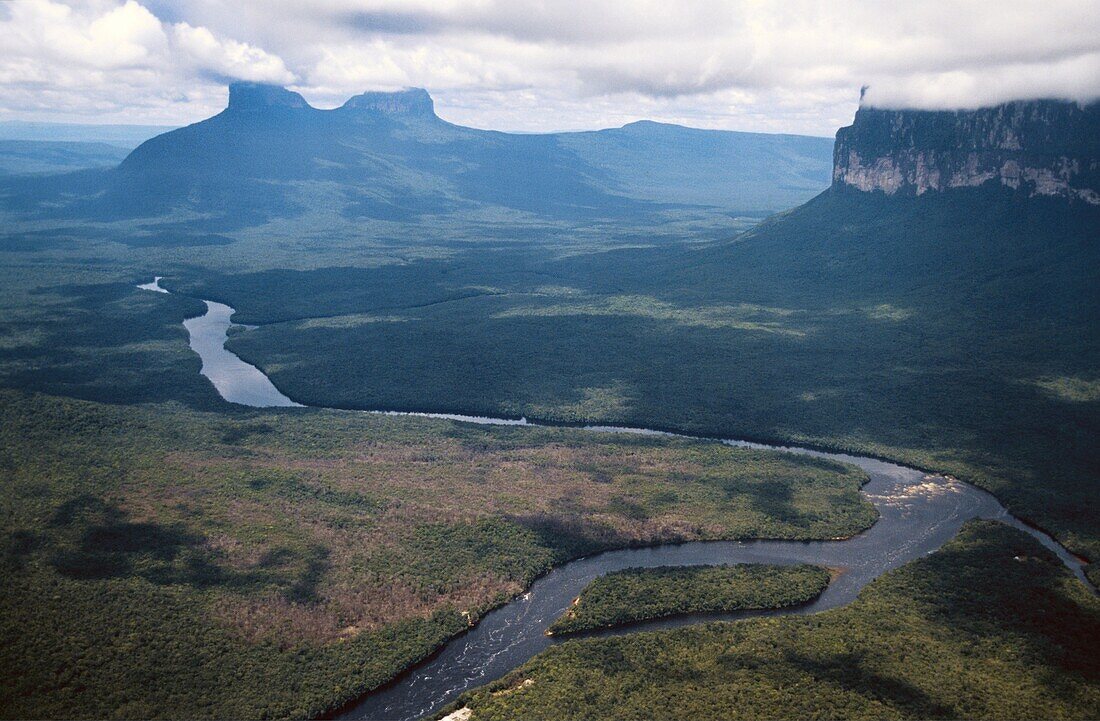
200 189 1100 576
0 390 872 719
451 522 1100 720
547 564 830 635
2 187 1096 583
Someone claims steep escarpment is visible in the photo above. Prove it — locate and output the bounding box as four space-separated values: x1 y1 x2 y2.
340 87 437 117
833 99 1100 203
630 96 1100 568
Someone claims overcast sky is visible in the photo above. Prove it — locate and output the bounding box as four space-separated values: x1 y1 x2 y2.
2 0 1099 135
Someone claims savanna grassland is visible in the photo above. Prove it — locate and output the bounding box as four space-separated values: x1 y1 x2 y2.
0 388 873 719
547 564 830 635
450 521 1100 720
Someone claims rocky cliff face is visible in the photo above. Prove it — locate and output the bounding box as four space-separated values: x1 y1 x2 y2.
224 82 438 119
226 82 310 111
832 99 1100 204
341 88 436 118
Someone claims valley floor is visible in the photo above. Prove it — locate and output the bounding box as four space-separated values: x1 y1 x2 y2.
0 186 1096 719
0 390 872 719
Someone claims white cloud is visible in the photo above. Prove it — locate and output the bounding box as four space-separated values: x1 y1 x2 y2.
1 0 1098 132
862 53 1100 110
0 0 292 122
171 23 293 84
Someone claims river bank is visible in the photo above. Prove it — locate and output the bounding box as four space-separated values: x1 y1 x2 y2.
138 277 1097 721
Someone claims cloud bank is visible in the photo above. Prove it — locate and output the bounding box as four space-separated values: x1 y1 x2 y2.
2 0 1098 134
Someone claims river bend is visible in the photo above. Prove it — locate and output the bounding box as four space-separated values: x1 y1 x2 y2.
138 277 1095 721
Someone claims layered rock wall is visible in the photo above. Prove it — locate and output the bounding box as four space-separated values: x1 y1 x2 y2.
832 100 1100 204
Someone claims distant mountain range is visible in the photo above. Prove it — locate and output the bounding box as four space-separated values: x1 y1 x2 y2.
0 140 130 177
0 121 173 178
0 82 834 230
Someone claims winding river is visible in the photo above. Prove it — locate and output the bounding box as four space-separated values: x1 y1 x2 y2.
140 277 1095 721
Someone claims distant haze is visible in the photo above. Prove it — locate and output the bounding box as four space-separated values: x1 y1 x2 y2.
1 1 1098 135
0 121 176 148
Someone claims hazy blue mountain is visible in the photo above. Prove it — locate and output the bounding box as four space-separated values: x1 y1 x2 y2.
0 140 130 176
558 120 832 209
1 82 833 230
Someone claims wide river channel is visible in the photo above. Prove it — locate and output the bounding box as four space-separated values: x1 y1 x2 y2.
139 277 1096 721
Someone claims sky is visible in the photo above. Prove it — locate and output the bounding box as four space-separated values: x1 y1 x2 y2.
2 0 1099 136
